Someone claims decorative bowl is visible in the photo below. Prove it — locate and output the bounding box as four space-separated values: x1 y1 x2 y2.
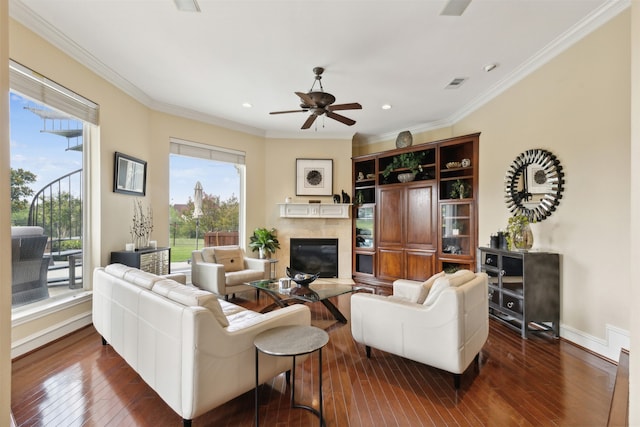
286 267 320 286
446 161 462 169
397 172 415 183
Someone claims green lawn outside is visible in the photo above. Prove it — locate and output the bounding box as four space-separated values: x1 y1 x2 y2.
170 237 202 262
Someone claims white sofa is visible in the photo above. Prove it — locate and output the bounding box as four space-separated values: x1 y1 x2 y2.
191 245 269 300
93 264 310 426
351 270 489 388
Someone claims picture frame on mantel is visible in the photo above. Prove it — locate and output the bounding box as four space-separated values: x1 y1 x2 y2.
114 152 147 196
296 158 333 196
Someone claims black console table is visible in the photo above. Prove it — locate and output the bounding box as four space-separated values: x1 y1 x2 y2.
110 247 170 275
478 247 559 339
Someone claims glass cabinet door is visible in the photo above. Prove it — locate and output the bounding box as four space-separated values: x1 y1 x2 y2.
355 205 375 249
440 203 472 256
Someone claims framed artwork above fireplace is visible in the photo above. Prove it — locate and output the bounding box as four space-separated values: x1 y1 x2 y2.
296 158 333 196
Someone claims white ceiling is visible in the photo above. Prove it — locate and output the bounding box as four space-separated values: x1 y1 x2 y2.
10 0 628 142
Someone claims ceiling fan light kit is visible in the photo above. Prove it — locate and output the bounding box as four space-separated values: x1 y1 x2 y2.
270 67 362 130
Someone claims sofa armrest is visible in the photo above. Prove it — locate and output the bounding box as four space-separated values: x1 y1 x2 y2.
192 261 226 294
392 279 424 302
244 257 270 278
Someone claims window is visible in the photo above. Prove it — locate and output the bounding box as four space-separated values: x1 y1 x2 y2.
9 61 98 310
169 138 244 270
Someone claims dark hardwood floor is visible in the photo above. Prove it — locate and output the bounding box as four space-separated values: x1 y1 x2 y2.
12 292 617 426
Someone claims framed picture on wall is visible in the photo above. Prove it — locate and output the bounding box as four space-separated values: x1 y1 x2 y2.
114 152 147 196
296 158 333 196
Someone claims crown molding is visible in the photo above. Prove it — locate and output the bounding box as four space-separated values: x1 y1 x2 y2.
11 0 630 145
359 0 631 146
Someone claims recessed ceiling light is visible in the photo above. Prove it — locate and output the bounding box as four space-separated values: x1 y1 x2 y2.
381 104 392 110
483 63 498 72
242 102 253 108
174 0 200 12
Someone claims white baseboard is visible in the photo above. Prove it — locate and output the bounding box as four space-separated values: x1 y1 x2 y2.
11 311 92 359
561 323 630 362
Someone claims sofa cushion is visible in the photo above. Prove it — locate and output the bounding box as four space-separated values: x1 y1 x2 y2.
152 279 185 296
123 269 164 290
105 263 136 279
417 271 446 304
214 247 244 272
219 299 247 316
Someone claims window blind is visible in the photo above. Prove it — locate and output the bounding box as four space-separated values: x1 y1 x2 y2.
170 138 245 165
9 60 99 125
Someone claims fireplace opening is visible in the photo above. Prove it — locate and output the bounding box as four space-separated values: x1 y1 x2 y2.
290 238 338 278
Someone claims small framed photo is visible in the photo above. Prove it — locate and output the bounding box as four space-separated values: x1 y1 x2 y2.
296 158 333 196
527 164 552 194
114 152 147 196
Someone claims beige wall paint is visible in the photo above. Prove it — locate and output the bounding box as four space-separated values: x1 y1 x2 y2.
455 11 631 340
1 0 12 424
264 138 353 278
629 2 639 424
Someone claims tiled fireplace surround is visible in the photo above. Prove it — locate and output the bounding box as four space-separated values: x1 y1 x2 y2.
272 218 352 280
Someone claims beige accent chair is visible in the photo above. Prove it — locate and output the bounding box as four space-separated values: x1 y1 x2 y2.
191 245 269 300
351 270 489 389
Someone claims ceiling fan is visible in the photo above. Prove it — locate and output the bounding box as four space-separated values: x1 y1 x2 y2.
270 67 362 130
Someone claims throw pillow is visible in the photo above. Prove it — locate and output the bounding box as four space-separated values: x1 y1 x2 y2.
423 276 451 306
214 247 244 272
448 269 476 287
417 271 446 304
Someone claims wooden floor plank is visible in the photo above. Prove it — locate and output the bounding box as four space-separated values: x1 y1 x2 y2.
12 292 618 426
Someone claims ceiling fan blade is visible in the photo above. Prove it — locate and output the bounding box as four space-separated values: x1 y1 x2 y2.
270 109 308 115
295 91 316 107
326 111 356 126
301 114 318 129
328 102 362 111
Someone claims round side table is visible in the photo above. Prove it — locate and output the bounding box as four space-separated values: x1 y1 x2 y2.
254 325 329 426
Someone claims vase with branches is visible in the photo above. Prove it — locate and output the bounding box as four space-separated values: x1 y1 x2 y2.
130 199 154 249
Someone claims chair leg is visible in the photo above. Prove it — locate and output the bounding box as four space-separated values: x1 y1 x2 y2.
365 346 371 358
183 419 192 427
101 336 107 346
285 370 291 384
225 295 229 301
454 373 461 389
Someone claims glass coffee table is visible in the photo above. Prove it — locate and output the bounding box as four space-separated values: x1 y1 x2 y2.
247 278 355 323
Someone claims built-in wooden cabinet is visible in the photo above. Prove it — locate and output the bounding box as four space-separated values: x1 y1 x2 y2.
352 133 479 294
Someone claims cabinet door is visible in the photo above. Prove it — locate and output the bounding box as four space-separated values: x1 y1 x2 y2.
405 250 435 281
377 186 403 247
406 183 436 250
378 248 403 281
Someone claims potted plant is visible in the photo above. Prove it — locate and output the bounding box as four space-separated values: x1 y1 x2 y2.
505 215 534 251
249 227 280 259
382 152 425 182
449 179 470 199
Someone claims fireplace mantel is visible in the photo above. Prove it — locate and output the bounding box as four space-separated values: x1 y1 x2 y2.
278 203 351 219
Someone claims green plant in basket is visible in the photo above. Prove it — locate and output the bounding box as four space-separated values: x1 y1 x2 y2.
382 152 425 179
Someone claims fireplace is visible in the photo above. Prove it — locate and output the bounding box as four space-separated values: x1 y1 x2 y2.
290 238 338 278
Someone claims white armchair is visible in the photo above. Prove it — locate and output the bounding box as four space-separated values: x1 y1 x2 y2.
351 270 489 388
191 245 269 300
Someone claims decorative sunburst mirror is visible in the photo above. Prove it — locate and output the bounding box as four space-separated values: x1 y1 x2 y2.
504 149 565 222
